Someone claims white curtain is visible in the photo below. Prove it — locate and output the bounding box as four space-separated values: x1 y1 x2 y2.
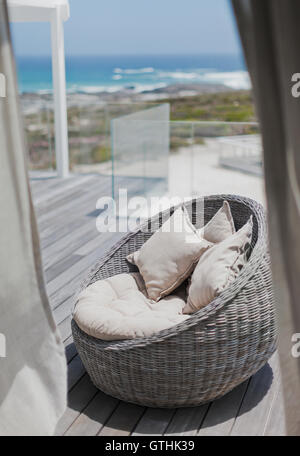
232 0 300 435
0 1 66 435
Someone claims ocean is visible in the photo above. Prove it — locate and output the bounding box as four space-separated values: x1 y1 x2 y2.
15 54 250 94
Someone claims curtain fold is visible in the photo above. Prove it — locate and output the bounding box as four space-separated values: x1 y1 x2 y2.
232 0 300 435
0 0 66 435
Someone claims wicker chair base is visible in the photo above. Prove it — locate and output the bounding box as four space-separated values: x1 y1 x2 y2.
72 195 277 408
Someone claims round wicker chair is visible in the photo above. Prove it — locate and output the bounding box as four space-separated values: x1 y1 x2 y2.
72 195 277 408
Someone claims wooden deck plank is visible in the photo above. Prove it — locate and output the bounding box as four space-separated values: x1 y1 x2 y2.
37 186 88 218
47 240 112 300
165 404 210 436
74 232 115 257
52 235 122 336
263 391 286 436
36 179 109 233
64 335 77 364
30 171 71 196
38 189 98 232
36 177 107 221
230 353 280 436
35 173 139 224
37 179 106 229
58 315 72 342
198 381 249 436
33 172 101 202
47 233 121 310
38 183 120 249
64 392 119 436
132 408 175 436
263 370 286 436
42 219 98 269
33 178 101 220
41 214 96 250
34 174 99 207
67 354 86 391
98 402 145 436
45 254 83 283
31 179 62 197
55 375 98 436
54 296 75 327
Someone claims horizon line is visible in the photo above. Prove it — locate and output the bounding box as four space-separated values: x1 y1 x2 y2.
15 52 244 59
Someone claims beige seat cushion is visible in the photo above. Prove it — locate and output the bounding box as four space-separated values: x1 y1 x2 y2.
198 200 235 243
73 273 189 341
126 206 211 302
184 216 253 314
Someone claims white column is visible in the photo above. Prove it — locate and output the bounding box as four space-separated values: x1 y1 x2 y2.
50 5 69 178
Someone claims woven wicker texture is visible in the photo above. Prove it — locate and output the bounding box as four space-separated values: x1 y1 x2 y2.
72 195 277 408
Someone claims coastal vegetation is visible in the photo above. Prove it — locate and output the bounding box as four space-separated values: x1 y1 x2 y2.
165 90 256 122
23 89 256 170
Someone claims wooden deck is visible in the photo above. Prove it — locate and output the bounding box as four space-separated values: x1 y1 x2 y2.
30 171 286 436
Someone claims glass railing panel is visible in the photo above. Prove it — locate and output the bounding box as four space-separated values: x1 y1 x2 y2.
111 104 170 202
169 122 195 198
22 100 54 171
68 102 109 174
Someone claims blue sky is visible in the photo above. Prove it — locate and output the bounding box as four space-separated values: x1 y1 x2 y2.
11 0 241 57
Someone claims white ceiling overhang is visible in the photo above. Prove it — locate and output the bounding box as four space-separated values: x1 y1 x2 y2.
7 0 70 22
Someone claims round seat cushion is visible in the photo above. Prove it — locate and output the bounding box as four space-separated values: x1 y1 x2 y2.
73 273 189 341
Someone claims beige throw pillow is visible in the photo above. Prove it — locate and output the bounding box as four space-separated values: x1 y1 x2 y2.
184 216 253 314
127 206 212 302
198 200 235 243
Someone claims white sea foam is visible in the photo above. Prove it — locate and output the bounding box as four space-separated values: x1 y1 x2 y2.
77 85 124 94
158 71 200 80
37 89 53 95
202 71 251 90
63 69 251 96
132 83 167 93
69 82 167 94
157 69 250 89
113 67 155 74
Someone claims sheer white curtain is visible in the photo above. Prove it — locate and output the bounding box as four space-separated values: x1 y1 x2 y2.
0 1 66 435
232 0 300 435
